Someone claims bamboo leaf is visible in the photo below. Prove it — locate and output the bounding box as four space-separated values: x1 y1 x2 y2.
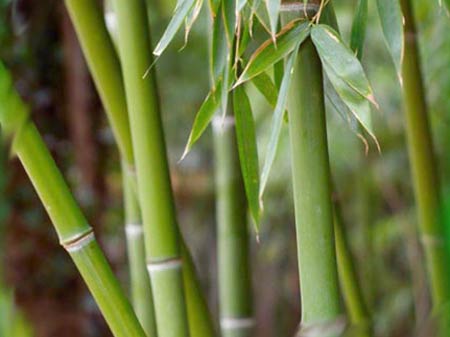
265 0 281 39
259 45 299 199
222 0 236 47
181 81 222 160
323 61 380 151
375 0 405 83
154 0 196 56
233 86 260 229
350 0 368 59
211 3 229 84
236 21 310 86
184 0 203 46
208 0 220 16
252 72 278 107
311 24 378 107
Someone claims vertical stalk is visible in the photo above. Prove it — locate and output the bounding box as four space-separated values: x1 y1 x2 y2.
123 162 158 336
213 116 253 337
64 1 216 335
287 36 341 329
400 0 450 313
334 205 371 336
110 1 190 336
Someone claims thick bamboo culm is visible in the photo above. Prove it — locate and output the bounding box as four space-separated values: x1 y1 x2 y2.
110 0 190 336
400 0 450 314
0 64 146 337
213 115 253 337
64 1 215 336
287 35 342 331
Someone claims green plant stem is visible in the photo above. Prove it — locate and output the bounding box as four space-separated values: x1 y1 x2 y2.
287 37 341 329
400 0 450 312
213 116 253 337
123 163 158 336
14 122 145 337
334 204 371 336
65 1 215 335
110 0 190 336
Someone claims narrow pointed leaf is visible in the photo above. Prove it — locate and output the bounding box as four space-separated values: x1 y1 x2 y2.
260 46 299 199
375 0 404 83
350 0 368 59
265 0 281 38
184 0 203 45
222 0 236 46
210 3 229 83
154 0 196 56
181 81 222 159
233 86 260 229
323 61 380 151
311 24 377 106
237 21 310 85
208 0 221 16
252 72 278 107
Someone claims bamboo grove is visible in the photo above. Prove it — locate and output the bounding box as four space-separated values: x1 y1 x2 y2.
1 0 450 336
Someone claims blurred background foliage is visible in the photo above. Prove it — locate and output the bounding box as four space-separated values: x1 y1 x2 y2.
0 0 449 336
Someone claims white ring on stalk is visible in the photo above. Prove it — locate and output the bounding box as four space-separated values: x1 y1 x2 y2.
64 231 95 253
125 223 144 237
147 258 183 273
279 3 320 12
212 116 235 131
220 317 255 330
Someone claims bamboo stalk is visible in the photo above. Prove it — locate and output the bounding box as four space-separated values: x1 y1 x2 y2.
287 35 342 331
334 204 371 336
400 0 450 314
123 162 158 336
64 1 216 335
213 116 253 337
0 63 146 337
110 0 190 336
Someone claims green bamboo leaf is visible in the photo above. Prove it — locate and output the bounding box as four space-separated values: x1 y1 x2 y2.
323 61 380 151
211 3 228 83
222 0 236 46
311 24 378 107
154 0 196 56
181 81 223 160
184 0 203 46
375 0 404 83
265 0 281 39
208 0 220 17
350 0 368 59
236 21 310 86
233 85 260 228
252 71 278 107
260 45 299 199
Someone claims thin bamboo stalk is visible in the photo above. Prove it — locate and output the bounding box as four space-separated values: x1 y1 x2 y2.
334 205 371 336
110 0 190 336
0 63 146 337
400 0 450 314
287 36 341 330
64 1 215 335
123 162 158 336
213 116 253 337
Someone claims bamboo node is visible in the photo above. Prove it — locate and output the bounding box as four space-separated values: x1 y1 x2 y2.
212 115 235 132
280 2 320 15
420 234 446 247
125 223 144 237
147 258 183 273
295 316 347 337
62 229 95 253
220 317 255 330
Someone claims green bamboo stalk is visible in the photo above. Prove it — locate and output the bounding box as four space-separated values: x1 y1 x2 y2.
0 63 146 337
287 35 342 332
123 162 158 336
334 205 372 336
213 116 253 337
400 0 450 314
64 1 215 335
110 1 190 336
